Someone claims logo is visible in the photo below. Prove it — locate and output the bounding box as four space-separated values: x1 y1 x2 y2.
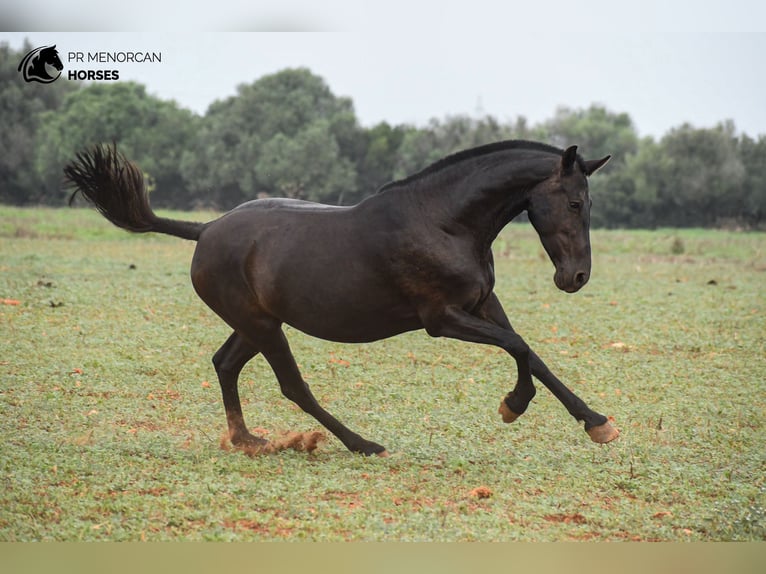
18 45 64 84
17 45 162 85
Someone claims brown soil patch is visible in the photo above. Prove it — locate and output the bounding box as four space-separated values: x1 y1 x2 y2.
543 512 587 525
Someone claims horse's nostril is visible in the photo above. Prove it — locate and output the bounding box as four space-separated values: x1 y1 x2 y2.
574 272 588 286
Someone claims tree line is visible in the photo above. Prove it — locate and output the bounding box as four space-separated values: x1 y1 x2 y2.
2 41 764 228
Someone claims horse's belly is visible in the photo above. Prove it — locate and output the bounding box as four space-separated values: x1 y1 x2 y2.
288 317 423 344
277 291 423 344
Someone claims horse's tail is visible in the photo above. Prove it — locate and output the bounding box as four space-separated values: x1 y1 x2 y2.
64 143 205 241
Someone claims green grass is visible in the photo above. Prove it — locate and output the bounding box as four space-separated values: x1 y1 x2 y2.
1 205 764 541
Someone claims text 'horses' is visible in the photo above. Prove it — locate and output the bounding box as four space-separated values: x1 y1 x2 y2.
64 140 617 456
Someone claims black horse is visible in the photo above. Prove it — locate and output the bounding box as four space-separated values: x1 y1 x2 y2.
64 140 617 456
17 45 63 84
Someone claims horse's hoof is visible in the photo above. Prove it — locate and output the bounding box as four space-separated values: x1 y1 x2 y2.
586 421 620 444
223 430 269 450
498 400 520 423
377 450 390 458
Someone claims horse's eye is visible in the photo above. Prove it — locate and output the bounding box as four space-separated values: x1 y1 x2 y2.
568 201 582 211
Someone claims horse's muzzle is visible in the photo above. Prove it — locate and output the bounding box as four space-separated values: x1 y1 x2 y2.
554 269 590 293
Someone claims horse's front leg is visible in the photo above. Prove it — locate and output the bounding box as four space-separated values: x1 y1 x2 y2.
420 302 535 413
529 351 619 443
477 293 537 422
479 293 618 443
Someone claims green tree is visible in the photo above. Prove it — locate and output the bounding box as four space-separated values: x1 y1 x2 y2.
653 122 745 226
540 104 639 171
595 122 750 228
35 81 199 206
592 137 668 228
255 120 357 202
181 68 362 207
737 134 766 227
351 121 408 200
392 114 521 179
0 40 79 204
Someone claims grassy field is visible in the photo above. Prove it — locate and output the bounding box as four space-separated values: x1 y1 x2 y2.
1 206 764 541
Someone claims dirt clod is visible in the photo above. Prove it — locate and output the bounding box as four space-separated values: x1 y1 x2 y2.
469 486 493 499
220 429 326 457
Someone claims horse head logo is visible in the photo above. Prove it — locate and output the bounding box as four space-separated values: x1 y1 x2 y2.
18 45 64 84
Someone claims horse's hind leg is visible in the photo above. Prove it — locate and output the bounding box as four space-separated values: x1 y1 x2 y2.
212 331 268 449
258 328 388 457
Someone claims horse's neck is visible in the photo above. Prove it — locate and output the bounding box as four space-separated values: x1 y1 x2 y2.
416 155 553 244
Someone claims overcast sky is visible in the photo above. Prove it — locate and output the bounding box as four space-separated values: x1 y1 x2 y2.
3 1 765 139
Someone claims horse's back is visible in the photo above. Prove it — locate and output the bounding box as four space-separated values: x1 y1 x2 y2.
230 197 347 214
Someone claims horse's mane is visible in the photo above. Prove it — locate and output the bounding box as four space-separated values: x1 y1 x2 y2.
377 139 579 194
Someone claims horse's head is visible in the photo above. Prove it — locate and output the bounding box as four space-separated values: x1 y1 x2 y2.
527 146 610 293
40 46 64 71
18 45 63 84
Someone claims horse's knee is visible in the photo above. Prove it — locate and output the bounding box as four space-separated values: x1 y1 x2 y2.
212 350 236 378
211 349 225 372
504 334 530 362
213 334 258 379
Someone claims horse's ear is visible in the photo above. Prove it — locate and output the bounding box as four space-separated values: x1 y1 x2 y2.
583 155 611 176
561 145 578 174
